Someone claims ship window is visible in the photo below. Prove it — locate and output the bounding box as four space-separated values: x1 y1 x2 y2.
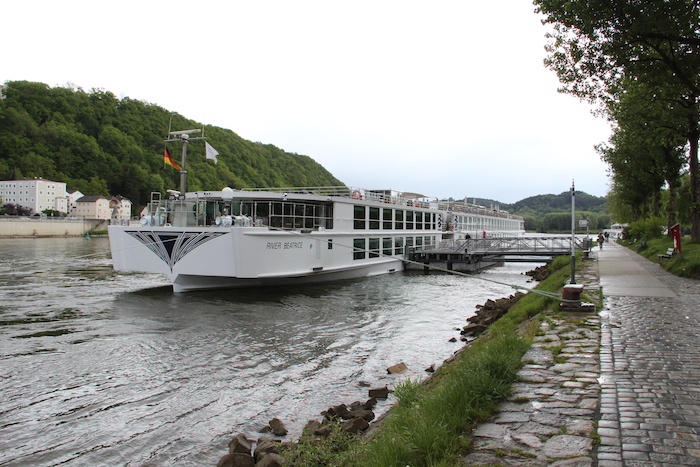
265 201 333 231
241 201 253 217
394 210 403 229
255 202 269 225
369 207 380 230
424 236 431 248
327 239 333 249
354 205 366 229
394 236 403 255
369 238 380 257
405 211 414 229
383 208 392 229
415 211 423 230
415 236 423 248
353 238 366 260
383 237 392 256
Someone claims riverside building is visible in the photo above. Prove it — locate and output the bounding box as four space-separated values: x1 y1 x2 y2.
0 178 68 214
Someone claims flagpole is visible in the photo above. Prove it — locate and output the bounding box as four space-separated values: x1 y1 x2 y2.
164 116 173 169
165 129 206 194
180 136 188 194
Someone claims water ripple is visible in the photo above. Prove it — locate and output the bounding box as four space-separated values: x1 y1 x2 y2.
0 237 542 466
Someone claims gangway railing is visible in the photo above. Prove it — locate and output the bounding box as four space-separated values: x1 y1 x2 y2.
440 236 585 256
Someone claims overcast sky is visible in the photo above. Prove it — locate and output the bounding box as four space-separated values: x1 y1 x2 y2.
3 0 612 204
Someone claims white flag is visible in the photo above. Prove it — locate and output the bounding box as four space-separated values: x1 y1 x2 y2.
205 142 219 163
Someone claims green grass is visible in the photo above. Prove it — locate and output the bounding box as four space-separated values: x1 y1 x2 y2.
87 229 108 236
279 423 360 466
621 237 700 279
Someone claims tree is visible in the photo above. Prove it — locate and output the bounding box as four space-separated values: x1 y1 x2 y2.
1 203 33 216
534 0 700 241
596 78 687 227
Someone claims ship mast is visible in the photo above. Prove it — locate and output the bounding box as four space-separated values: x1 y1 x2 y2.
165 129 207 194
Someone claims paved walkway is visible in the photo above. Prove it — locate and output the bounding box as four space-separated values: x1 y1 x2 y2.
463 241 700 466
596 242 700 466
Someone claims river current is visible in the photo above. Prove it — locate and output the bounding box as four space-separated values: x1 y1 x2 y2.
0 237 543 466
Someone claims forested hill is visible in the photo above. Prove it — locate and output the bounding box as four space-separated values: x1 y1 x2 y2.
462 192 609 232
509 191 607 214
508 191 609 232
0 81 344 209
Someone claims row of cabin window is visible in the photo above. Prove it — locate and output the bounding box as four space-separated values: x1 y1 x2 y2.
204 200 334 229
452 215 521 231
353 206 437 230
352 236 436 260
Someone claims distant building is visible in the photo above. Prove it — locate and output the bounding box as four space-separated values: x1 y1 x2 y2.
0 178 68 214
75 195 132 220
75 195 112 219
67 190 84 216
110 196 132 220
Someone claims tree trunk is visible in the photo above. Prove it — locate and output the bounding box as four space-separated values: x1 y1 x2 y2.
689 117 700 243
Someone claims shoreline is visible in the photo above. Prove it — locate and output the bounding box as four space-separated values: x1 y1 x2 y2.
214 265 553 466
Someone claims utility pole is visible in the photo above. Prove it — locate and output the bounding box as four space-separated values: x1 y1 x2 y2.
570 180 576 284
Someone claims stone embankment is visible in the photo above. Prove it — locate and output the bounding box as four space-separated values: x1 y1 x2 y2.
463 313 600 465
216 389 390 466
0 217 108 237
460 292 526 339
462 263 602 465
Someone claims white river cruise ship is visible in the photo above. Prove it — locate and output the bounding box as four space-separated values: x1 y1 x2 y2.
108 130 524 292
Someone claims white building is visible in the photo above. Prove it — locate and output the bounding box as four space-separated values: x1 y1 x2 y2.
75 195 132 220
0 178 68 214
67 190 84 216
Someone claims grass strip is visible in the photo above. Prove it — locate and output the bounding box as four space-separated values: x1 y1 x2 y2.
621 237 700 279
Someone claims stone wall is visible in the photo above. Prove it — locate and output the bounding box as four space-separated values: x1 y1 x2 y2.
0 218 108 237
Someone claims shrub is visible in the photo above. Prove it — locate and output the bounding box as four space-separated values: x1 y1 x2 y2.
625 216 666 240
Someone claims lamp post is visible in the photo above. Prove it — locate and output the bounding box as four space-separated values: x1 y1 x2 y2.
570 180 576 284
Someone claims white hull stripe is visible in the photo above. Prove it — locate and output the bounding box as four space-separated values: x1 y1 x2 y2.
125 230 229 272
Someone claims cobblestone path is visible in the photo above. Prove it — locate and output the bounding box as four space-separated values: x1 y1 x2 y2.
463 242 700 466
598 245 700 466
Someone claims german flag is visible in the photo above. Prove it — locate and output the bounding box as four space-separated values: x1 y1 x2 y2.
164 150 182 171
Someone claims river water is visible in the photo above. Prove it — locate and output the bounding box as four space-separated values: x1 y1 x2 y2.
0 237 543 466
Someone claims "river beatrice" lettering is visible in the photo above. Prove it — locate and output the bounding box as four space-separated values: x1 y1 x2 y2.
266 241 304 250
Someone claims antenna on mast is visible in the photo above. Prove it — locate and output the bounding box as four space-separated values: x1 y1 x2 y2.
165 128 206 194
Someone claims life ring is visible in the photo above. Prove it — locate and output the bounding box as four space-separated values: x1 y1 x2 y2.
351 190 362 200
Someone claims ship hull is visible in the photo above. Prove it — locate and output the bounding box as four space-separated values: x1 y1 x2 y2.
108 224 405 292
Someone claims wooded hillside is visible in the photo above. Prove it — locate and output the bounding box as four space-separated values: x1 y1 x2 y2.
508 191 609 232
467 192 610 232
0 81 344 210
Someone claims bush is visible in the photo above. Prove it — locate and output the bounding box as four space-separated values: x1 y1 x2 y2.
625 216 666 240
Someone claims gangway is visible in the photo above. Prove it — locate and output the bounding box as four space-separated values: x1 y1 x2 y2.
407 236 588 271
